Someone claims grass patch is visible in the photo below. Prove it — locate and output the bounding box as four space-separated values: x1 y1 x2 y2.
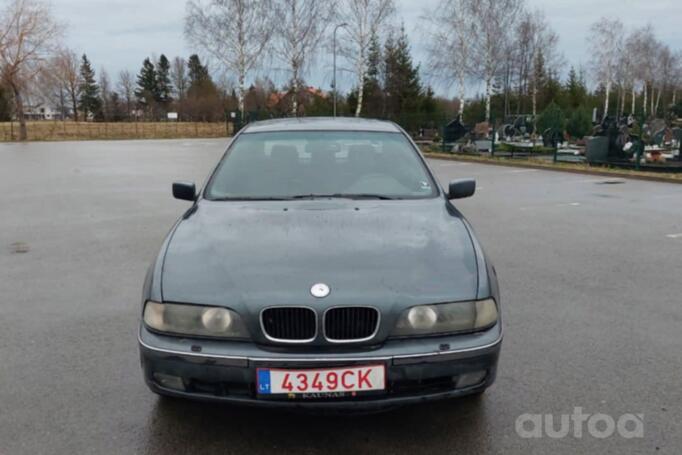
0 121 233 142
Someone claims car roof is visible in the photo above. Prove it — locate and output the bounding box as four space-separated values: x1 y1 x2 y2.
242 117 403 134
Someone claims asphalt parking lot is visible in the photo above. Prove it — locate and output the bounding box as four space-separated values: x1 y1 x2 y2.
1 138 681 454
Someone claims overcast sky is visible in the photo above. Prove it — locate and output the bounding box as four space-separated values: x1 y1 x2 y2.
53 0 682 97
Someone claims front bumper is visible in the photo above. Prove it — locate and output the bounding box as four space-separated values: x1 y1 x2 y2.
139 324 502 410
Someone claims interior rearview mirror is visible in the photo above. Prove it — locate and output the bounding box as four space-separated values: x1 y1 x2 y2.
173 181 197 201
448 179 476 200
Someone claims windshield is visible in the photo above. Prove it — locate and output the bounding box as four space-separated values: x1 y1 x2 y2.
205 131 437 200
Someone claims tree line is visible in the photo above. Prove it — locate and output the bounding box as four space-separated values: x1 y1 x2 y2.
1 0 681 141
67 53 228 123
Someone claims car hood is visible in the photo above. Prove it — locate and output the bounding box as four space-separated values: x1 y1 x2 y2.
162 198 479 314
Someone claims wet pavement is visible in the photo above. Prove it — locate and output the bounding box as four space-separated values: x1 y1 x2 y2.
1 139 680 454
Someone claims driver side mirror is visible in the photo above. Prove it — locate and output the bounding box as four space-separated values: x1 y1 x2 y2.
173 181 197 201
447 179 476 200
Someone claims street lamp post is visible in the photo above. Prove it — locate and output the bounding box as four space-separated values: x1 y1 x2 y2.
333 23 348 117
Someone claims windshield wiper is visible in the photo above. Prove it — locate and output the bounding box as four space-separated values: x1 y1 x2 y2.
290 193 397 200
210 194 398 201
210 196 294 201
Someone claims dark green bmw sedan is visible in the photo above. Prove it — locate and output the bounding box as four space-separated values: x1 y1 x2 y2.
139 117 502 410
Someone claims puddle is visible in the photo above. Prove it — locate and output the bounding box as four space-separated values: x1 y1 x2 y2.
10 242 30 254
593 194 616 198
595 180 625 185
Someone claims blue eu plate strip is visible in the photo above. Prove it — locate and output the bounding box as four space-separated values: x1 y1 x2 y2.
257 369 271 394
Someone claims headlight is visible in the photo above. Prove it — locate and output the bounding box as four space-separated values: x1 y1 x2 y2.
143 301 249 338
391 298 498 337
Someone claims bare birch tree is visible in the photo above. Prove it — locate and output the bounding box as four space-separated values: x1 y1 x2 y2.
620 30 642 116
99 68 113 121
423 0 475 120
468 0 523 123
50 48 80 121
34 67 63 117
513 17 533 113
118 69 135 119
672 51 682 106
624 29 646 115
185 0 273 117
614 50 630 116
340 0 395 117
519 9 559 128
0 0 62 140
171 56 188 101
626 25 657 117
653 44 675 115
273 0 335 115
587 17 623 121
647 40 663 116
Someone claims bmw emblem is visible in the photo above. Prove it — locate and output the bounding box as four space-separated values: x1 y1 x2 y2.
311 283 331 298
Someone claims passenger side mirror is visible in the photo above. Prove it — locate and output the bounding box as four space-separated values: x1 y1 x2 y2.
173 181 197 201
448 179 476 200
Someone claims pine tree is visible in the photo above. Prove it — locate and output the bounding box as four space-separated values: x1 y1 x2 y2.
420 86 437 116
185 54 221 121
156 54 173 109
566 106 592 139
382 34 396 117
188 54 210 88
135 58 158 115
566 66 587 109
543 69 562 108
384 26 422 126
362 33 383 118
78 55 101 120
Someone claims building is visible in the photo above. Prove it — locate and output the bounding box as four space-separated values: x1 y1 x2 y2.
22 103 66 121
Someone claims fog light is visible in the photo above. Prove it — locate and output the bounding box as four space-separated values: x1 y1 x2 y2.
153 373 186 391
457 370 487 389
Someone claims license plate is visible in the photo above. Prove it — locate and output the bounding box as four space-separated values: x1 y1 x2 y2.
257 365 386 396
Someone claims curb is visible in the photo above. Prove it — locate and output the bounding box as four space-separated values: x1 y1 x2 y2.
423 153 682 185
